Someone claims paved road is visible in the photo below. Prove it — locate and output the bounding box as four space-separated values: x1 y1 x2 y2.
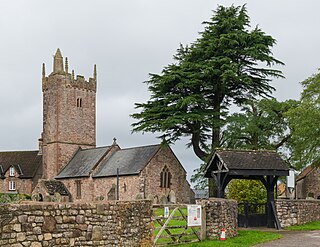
255 230 320 247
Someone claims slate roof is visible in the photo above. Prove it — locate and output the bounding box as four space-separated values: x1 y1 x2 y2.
93 144 160 177
193 189 209 199
205 149 289 177
0 151 42 178
56 146 110 179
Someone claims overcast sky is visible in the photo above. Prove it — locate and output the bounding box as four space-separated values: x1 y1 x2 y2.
1 1 319 185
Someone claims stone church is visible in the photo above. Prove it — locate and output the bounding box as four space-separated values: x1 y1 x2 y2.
0 49 194 204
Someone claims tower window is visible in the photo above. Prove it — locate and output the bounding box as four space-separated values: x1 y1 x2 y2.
160 166 171 188
9 166 15 177
75 180 81 198
76 98 82 108
9 180 16 191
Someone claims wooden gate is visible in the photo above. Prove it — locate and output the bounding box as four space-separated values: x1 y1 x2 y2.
238 202 267 228
152 204 205 246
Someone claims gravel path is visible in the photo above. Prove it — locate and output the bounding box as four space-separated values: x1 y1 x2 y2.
255 230 320 247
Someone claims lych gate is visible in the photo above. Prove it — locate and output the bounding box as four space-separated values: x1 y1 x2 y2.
204 149 289 229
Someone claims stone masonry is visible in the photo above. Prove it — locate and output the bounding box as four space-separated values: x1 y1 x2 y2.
0 200 153 247
41 49 96 179
197 198 238 239
276 199 320 227
296 167 320 199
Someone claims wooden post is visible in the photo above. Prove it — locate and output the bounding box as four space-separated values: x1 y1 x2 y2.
266 175 273 228
200 206 206 241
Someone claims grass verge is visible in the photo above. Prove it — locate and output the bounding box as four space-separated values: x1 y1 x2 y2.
285 221 320 231
170 230 282 247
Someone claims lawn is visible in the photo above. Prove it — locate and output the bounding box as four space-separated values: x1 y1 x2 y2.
285 220 320 231
172 230 282 247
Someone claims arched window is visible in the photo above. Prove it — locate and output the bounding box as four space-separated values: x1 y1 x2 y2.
160 166 171 188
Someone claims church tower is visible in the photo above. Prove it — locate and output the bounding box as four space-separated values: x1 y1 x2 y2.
41 49 97 179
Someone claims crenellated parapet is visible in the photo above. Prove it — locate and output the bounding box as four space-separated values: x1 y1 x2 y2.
42 49 97 92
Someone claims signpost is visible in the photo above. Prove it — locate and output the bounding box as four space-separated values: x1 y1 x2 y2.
187 205 202 227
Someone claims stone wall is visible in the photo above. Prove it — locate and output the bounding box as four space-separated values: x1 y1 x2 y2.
0 200 153 247
276 199 320 227
296 168 320 199
197 198 238 239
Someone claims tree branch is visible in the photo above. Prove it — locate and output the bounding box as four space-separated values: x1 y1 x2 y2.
191 132 207 161
273 133 292 149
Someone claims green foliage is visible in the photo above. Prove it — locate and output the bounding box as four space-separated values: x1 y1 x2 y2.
226 180 267 203
0 193 31 204
287 70 320 169
223 98 298 152
190 162 208 189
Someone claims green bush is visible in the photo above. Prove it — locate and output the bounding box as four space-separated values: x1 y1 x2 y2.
0 193 32 204
226 180 267 204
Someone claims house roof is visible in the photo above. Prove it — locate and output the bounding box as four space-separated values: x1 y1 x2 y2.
93 144 160 177
193 189 209 199
296 165 314 182
204 149 289 177
0 151 42 178
277 183 286 196
56 146 110 179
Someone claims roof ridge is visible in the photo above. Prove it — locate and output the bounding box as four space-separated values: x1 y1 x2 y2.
119 143 161 151
216 148 277 153
80 146 111 151
0 150 39 153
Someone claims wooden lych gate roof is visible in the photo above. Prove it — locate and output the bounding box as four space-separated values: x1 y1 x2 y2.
204 149 289 178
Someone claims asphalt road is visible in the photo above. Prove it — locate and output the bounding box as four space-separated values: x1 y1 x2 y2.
255 230 320 247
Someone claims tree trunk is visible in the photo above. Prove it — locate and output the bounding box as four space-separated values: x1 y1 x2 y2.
208 95 222 197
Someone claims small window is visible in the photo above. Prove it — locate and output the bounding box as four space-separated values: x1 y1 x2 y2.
76 98 83 108
160 166 171 188
9 180 16 191
9 166 15 177
75 180 81 198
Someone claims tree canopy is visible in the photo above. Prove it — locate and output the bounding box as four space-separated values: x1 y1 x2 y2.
131 5 283 195
287 70 320 169
226 180 267 203
223 98 298 152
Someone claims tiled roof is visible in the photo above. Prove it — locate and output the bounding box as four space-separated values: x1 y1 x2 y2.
93 145 160 177
296 165 314 181
205 149 289 177
56 146 110 179
215 150 288 170
0 151 42 178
